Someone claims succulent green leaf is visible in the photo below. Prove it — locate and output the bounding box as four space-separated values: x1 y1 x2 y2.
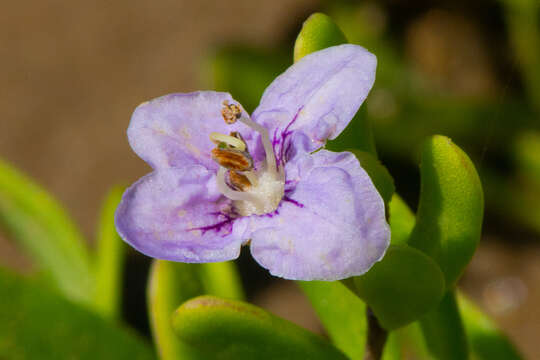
458 292 523 360
92 186 126 319
198 261 245 301
409 135 484 287
353 244 445 330
148 260 243 360
172 296 348 360
299 280 367 359
0 267 154 360
294 13 348 63
419 291 469 360
350 150 395 205
388 194 415 245
326 98 378 157
0 158 93 305
394 322 433 359
382 332 401 360
148 261 205 360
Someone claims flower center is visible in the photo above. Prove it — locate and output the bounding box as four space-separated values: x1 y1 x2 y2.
211 101 285 216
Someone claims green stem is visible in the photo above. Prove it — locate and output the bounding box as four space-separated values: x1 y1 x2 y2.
364 307 388 360
419 291 469 360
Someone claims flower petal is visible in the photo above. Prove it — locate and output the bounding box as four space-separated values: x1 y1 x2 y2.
252 44 376 159
115 166 244 262
249 150 389 281
128 91 255 170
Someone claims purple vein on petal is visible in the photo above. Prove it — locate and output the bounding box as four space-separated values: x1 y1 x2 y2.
282 196 304 208
186 211 237 236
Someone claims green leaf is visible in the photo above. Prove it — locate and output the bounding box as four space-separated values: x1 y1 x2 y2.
0 158 93 305
409 135 484 287
172 296 348 360
388 194 415 245
148 261 205 360
458 292 523 360
298 280 366 359
382 332 401 360
293 12 348 63
198 261 245 300
419 291 469 360
92 186 126 319
350 150 394 204
0 267 154 360
326 96 378 156
148 260 244 360
353 244 445 330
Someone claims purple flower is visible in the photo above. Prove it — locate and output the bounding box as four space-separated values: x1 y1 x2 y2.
115 44 390 281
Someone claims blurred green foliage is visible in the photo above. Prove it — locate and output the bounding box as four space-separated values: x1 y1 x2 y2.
0 158 93 305
148 260 243 360
93 186 126 319
172 296 349 360
0 268 154 360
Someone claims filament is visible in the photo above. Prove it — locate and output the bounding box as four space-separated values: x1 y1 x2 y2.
237 115 277 177
216 167 264 208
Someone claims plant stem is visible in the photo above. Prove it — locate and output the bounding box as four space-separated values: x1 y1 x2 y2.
364 307 388 360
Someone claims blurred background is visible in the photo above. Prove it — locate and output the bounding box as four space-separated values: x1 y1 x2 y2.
1 0 539 358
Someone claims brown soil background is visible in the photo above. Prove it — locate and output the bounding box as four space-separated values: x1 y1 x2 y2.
1 0 538 358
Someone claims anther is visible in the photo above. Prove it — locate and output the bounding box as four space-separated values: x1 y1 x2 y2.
211 148 253 172
209 132 246 151
221 100 242 124
229 170 252 191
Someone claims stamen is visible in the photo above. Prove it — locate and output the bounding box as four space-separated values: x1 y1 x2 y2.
220 101 279 178
221 101 242 124
211 148 253 171
243 171 258 187
216 167 264 208
229 170 252 191
236 114 278 177
209 132 246 151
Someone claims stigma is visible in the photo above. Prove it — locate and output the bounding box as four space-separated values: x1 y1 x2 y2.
210 101 285 216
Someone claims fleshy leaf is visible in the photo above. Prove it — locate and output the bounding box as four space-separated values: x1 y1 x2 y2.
382 333 401 360
148 261 205 360
93 186 126 319
353 244 445 330
409 135 484 287
172 296 348 360
298 280 366 359
418 291 469 360
350 150 395 204
0 267 154 360
326 106 378 157
458 292 523 360
294 13 348 63
148 260 243 360
198 261 244 300
0 158 93 305
388 194 415 245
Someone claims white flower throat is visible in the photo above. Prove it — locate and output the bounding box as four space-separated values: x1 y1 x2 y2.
210 101 285 216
